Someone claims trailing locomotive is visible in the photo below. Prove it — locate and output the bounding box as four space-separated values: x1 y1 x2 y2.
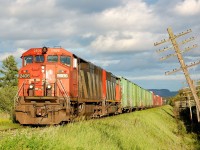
14 47 163 125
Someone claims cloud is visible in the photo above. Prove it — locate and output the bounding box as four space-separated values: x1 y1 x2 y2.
89 31 156 53
95 0 159 31
0 48 26 61
90 58 120 67
175 0 200 16
0 0 199 91
85 0 161 53
0 0 76 41
128 74 200 81
56 0 122 13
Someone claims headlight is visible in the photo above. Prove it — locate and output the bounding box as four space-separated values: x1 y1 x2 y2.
29 84 34 89
47 84 52 89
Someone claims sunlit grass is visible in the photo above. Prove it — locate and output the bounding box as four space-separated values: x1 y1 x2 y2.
0 112 21 131
0 105 197 150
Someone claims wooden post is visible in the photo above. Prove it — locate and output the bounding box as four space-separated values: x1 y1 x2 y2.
186 93 193 121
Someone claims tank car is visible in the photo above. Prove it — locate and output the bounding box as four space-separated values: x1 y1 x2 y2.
15 47 121 125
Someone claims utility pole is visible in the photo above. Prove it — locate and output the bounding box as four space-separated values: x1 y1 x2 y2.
187 92 193 121
182 89 193 121
154 27 200 122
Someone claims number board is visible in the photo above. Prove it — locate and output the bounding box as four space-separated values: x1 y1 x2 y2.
19 74 30 78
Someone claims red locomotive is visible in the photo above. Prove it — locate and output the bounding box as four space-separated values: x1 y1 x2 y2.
15 47 121 125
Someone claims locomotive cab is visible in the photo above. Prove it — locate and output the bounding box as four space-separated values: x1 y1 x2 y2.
19 47 74 97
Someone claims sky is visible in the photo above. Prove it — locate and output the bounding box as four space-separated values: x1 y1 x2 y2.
0 0 200 91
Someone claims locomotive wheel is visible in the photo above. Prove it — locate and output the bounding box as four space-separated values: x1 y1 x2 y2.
78 103 86 116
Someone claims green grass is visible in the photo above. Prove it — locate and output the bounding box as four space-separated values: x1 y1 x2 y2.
0 112 21 131
0 105 198 150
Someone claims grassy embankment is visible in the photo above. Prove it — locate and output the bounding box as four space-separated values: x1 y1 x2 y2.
0 105 198 150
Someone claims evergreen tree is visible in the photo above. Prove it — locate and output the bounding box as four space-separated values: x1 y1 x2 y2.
0 55 18 87
0 86 17 113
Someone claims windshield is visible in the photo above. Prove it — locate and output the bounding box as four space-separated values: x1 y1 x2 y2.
60 56 71 66
47 55 58 62
24 56 33 66
35 55 44 63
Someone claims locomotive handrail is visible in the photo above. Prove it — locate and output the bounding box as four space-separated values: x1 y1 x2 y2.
57 79 70 111
14 80 26 107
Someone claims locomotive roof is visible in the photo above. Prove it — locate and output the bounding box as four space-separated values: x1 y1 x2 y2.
22 47 119 80
21 47 73 57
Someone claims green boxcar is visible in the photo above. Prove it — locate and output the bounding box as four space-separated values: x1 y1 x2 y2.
146 90 149 107
138 86 142 107
142 89 152 108
143 89 146 107
145 90 147 106
120 77 128 108
127 80 132 107
146 90 150 107
150 91 153 107
148 91 153 107
121 77 139 109
132 83 137 107
145 90 148 107
120 77 154 109
135 84 139 107
149 91 152 107
142 88 144 107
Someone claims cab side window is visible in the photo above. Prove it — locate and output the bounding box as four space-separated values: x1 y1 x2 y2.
60 56 71 66
24 56 33 66
35 55 44 63
47 55 58 62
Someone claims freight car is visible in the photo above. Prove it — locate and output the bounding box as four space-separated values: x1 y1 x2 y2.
14 47 163 125
152 93 163 106
120 77 153 112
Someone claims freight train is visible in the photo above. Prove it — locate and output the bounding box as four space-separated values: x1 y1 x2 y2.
14 47 163 125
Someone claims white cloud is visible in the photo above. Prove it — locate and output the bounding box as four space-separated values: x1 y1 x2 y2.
0 0 199 91
14 40 46 49
89 31 156 53
129 74 200 81
93 0 159 32
85 0 163 53
175 0 200 16
0 48 26 61
91 58 120 67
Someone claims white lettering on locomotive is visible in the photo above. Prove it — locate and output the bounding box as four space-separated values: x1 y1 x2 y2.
33 49 41 53
19 74 30 78
52 49 60 53
57 74 68 78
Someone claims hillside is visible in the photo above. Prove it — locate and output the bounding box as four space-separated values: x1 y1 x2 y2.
0 105 198 150
149 89 178 97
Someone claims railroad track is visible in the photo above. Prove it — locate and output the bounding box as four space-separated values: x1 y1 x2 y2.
0 127 23 141
0 127 21 132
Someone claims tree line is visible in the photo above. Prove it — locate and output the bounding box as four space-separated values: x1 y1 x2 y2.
0 55 18 113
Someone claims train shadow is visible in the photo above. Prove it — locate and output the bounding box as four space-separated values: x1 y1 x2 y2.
179 107 200 140
161 108 175 119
